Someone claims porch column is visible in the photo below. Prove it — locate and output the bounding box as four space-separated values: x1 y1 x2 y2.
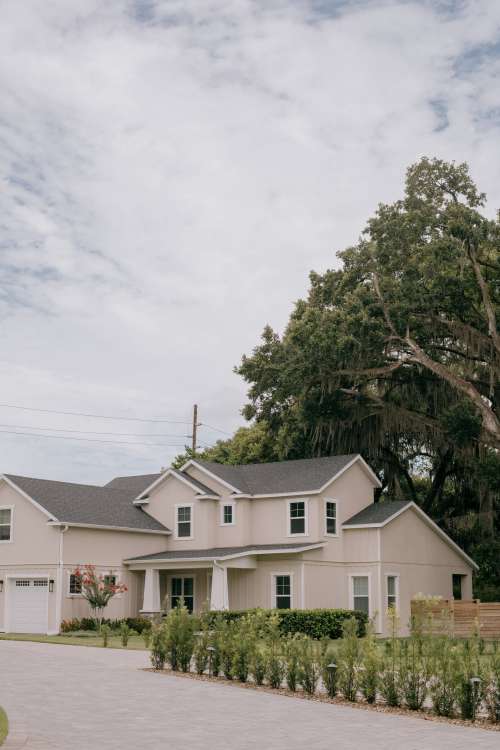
210 561 229 611
141 568 161 613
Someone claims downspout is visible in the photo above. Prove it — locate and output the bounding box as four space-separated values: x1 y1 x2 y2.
55 525 68 634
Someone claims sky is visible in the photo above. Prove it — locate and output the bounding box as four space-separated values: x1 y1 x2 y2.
1 0 500 484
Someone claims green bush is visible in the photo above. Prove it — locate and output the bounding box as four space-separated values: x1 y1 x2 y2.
359 624 380 704
486 655 500 723
337 617 361 702
101 624 111 648
201 608 367 639
283 634 302 692
298 636 320 695
150 623 167 670
60 616 152 634
164 605 198 672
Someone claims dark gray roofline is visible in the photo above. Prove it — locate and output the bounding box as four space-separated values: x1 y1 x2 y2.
125 542 325 563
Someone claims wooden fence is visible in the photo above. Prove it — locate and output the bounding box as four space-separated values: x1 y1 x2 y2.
411 599 500 639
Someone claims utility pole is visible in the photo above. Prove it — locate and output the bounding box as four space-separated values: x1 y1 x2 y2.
191 404 199 455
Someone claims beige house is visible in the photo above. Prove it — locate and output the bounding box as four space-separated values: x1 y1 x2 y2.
0 454 476 636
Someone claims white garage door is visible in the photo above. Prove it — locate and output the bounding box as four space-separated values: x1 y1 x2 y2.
9 578 48 633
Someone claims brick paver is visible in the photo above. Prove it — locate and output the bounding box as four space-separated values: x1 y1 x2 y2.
1 640 499 749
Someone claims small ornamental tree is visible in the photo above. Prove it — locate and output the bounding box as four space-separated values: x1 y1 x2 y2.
72 564 127 629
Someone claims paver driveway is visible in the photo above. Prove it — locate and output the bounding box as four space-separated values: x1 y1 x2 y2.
1 640 499 750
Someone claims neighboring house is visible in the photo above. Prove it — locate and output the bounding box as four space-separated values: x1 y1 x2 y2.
0 454 476 636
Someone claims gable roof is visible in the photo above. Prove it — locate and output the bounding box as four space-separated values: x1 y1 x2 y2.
135 468 220 501
343 499 478 571
183 454 380 496
343 500 412 526
3 474 169 533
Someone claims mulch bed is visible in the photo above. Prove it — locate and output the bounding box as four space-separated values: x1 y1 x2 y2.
142 668 499 732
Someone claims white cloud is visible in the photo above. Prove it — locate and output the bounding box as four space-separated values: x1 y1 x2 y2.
0 0 499 481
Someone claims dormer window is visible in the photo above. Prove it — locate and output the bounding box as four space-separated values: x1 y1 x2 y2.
288 500 308 536
175 504 193 539
221 503 235 526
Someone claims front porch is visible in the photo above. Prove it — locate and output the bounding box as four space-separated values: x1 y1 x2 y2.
124 542 325 615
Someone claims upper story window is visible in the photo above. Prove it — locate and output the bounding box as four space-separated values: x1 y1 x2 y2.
221 503 235 526
288 500 307 536
0 507 12 542
176 505 193 539
325 500 337 536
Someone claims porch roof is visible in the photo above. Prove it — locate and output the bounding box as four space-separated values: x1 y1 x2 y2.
125 541 324 564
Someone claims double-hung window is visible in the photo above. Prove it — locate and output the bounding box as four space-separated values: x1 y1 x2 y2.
274 574 292 609
288 500 307 535
352 576 369 616
0 507 12 542
325 500 337 535
221 504 234 525
68 574 82 595
176 505 192 538
387 575 398 610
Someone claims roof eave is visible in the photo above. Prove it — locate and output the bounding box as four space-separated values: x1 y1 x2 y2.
47 521 171 535
124 542 325 564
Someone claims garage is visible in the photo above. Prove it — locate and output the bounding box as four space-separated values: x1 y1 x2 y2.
7 578 49 633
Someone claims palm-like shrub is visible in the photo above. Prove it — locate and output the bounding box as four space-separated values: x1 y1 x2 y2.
298 636 320 695
359 624 380 704
337 617 361 701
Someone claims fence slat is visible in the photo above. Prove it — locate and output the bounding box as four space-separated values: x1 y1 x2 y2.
411 599 500 638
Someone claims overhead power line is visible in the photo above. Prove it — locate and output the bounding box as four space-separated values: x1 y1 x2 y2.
0 429 193 448
0 403 192 425
0 423 191 438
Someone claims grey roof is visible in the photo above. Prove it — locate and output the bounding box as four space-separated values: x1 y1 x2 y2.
193 454 362 495
126 542 323 562
343 500 412 527
105 473 161 496
170 470 219 497
5 474 169 532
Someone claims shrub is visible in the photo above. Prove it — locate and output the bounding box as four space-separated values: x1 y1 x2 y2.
455 640 484 721
150 623 168 670
60 618 81 633
429 637 458 717
101 624 111 647
143 628 152 649
379 609 401 707
120 622 131 648
201 608 367 639
164 605 197 672
283 634 302 692
298 636 320 695
321 640 339 699
359 623 380 704
399 636 429 711
486 655 500 724
337 617 361 702
218 619 237 680
194 620 210 675
250 646 267 686
265 615 285 689
232 616 256 683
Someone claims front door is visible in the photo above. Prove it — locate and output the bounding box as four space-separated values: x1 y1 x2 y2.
171 577 194 613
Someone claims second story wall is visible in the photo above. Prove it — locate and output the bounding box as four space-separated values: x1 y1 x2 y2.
0 481 59 567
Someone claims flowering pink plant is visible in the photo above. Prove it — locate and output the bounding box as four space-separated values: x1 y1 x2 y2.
72 564 127 629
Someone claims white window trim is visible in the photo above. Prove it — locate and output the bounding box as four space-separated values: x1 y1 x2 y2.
167 573 197 612
174 503 194 540
271 572 294 609
66 571 84 598
324 498 338 537
349 572 372 618
66 569 123 598
220 502 236 526
386 573 399 612
0 505 14 544
286 498 309 537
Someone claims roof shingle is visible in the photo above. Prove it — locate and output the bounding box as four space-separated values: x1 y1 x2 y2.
126 542 324 562
5 474 168 532
343 500 412 527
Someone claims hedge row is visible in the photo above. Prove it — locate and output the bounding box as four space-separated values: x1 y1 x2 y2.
201 608 367 639
60 616 152 634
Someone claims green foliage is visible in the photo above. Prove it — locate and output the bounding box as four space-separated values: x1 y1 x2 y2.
150 623 167 670
142 628 151 649
164 605 198 672
379 610 402 707
321 642 339 699
250 646 267 686
337 617 361 701
264 614 285 689
283 634 303 692
298 636 320 695
455 639 484 721
359 623 380 704
429 634 459 717
172 422 277 469
201 608 367 639
232 616 257 682
100 624 111 648
486 655 500 723
399 634 429 710
119 622 132 648
193 620 210 675
60 616 151 634
217 619 237 680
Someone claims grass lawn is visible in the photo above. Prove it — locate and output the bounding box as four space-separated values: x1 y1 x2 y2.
0 707 8 747
0 631 147 650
